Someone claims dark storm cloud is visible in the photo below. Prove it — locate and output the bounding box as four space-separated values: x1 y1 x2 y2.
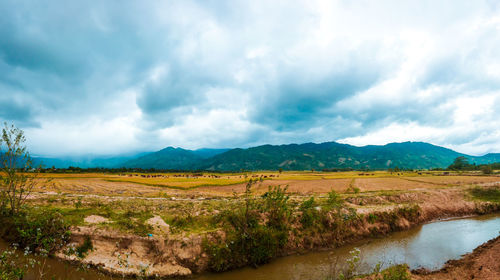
0 0 498 155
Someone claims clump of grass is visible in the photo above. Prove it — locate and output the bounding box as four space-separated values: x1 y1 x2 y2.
470 186 500 203
75 236 93 258
377 264 411 280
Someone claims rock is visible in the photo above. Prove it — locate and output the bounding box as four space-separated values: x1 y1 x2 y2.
84 215 110 224
146 215 170 235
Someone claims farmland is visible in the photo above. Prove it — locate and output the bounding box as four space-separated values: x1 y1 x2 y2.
1 169 499 279
32 170 500 197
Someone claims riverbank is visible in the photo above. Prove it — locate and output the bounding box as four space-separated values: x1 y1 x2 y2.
53 186 500 277
2 172 499 278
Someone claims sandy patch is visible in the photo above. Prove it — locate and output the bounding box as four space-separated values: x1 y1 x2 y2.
84 215 110 224
146 215 170 236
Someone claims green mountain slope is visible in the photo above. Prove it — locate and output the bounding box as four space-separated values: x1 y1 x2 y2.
121 148 230 170
40 142 500 171
197 141 470 171
121 147 201 170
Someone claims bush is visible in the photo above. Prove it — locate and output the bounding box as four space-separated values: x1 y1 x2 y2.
261 185 290 230
367 213 378 224
299 197 318 228
76 236 93 258
379 264 411 280
203 183 291 272
0 208 70 254
326 190 344 210
481 165 493 175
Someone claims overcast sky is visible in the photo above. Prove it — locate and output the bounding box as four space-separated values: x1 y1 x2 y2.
1 0 499 157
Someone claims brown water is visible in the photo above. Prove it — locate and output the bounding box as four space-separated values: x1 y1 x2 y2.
2 214 500 280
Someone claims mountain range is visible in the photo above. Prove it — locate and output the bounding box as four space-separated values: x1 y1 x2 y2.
35 141 500 171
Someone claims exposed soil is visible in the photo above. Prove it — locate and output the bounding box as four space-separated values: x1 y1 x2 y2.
412 235 500 279
84 215 110 224
53 187 500 278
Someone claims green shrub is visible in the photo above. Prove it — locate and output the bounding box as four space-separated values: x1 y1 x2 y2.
261 185 291 230
326 190 344 210
203 182 291 272
367 213 378 224
299 196 318 228
379 264 411 280
75 236 93 258
0 208 70 254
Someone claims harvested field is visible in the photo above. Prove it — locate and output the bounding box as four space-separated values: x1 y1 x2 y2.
401 175 500 186
354 177 436 191
197 178 353 195
30 172 500 198
35 178 179 197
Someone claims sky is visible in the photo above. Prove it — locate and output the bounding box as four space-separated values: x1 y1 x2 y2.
1 0 500 157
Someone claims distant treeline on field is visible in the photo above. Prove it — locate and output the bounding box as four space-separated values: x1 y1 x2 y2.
446 156 499 174
34 158 499 174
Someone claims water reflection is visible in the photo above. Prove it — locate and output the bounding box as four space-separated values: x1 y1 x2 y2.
1 214 499 280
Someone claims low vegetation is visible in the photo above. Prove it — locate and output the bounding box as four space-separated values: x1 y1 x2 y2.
470 186 500 203
0 124 499 279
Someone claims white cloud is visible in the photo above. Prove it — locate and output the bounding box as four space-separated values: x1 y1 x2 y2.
0 0 499 156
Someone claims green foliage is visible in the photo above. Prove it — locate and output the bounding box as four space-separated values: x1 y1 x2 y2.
326 248 362 280
261 185 290 230
470 186 500 203
0 123 41 216
113 210 153 236
481 165 493 174
448 156 469 170
378 264 411 280
326 190 344 210
0 208 70 254
75 236 93 258
447 156 499 172
204 182 291 272
74 197 83 209
299 196 318 228
367 213 378 224
0 249 25 280
197 141 485 171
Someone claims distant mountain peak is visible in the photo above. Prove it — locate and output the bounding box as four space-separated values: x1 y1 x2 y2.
40 141 499 171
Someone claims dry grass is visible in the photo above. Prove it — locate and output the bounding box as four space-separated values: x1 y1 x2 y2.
353 177 436 192
401 175 500 186
29 172 500 198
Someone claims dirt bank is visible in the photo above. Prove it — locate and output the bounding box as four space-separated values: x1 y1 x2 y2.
52 188 500 278
412 235 500 279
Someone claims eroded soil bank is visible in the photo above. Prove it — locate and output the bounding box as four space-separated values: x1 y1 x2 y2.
52 187 500 278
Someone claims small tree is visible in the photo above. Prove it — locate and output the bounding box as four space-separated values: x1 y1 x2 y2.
481 165 493 175
0 123 40 216
448 156 469 170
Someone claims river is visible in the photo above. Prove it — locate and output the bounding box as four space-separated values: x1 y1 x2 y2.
2 213 499 280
